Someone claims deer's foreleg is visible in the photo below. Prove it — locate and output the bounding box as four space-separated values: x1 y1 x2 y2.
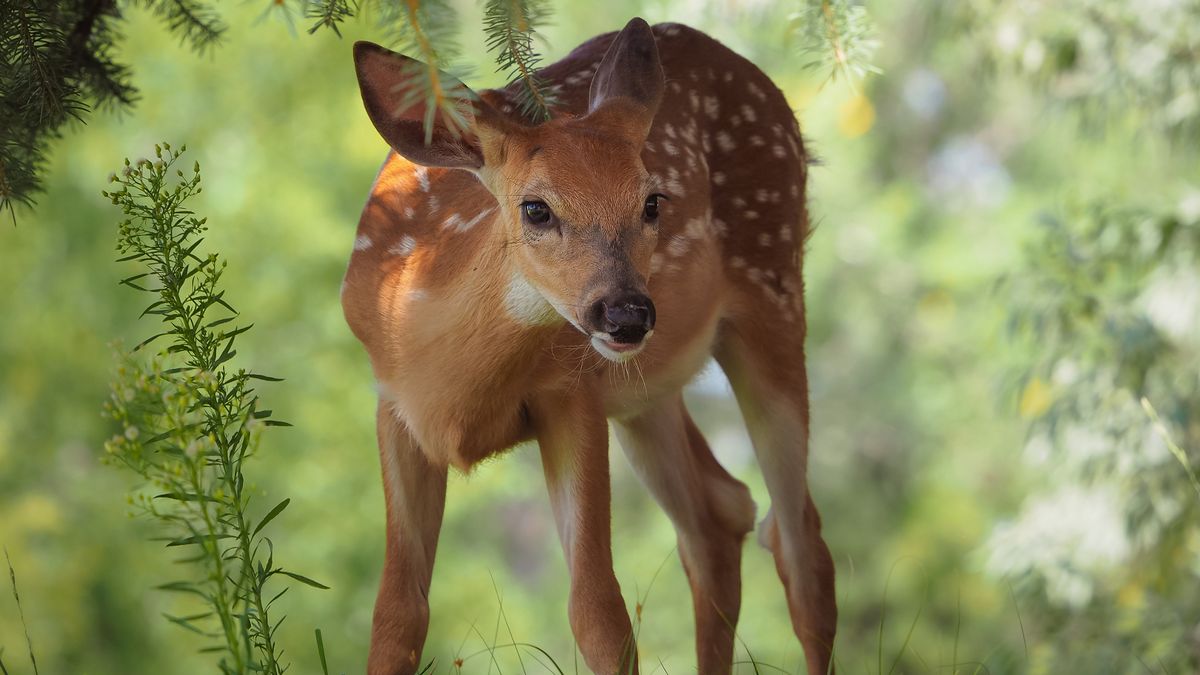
368 400 448 675
533 391 637 675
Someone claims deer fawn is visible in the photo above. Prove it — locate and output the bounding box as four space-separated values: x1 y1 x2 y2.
345 17 836 675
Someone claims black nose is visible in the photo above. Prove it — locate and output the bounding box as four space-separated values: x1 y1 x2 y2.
588 293 656 344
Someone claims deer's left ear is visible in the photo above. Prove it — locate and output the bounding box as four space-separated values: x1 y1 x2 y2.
354 42 514 170
588 18 665 135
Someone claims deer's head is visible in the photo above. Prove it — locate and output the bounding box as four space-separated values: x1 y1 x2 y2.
354 18 665 362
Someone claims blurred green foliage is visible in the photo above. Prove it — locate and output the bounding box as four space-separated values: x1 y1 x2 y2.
1 1 1198 673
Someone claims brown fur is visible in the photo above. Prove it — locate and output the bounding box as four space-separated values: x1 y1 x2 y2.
346 19 836 675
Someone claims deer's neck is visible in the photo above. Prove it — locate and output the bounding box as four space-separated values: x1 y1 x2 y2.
375 235 568 470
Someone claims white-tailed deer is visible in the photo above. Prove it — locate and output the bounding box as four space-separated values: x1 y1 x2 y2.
345 17 836 675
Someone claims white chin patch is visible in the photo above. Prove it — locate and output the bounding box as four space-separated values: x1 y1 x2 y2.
590 333 650 363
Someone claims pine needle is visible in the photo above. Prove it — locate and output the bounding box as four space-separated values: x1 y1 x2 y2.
483 0 556 122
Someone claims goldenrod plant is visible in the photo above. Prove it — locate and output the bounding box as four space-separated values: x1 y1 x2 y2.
101 144 325 675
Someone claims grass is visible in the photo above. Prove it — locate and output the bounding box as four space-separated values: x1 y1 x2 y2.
396 550 1039 675
1 549 38 675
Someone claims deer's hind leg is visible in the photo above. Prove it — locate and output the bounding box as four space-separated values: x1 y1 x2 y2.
614 397 756 675
714 298 837 674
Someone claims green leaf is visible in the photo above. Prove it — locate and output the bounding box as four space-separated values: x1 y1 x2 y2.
155 581 206 597
154 491 218 503
165 533 228 548
247 373 284 382
252 498 290 537
314 629 330 675
275 570 329 590
163 612 214 636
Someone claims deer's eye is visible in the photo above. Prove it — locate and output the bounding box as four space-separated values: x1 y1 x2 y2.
643 194 666 223
521 201 554 228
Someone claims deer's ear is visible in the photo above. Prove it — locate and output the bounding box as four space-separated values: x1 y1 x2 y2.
354 42 507 170
588 18 664 125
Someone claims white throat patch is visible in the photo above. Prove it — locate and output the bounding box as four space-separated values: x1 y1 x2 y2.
503 269 561 326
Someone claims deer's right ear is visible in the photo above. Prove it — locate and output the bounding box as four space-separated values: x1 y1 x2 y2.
354 42 503 170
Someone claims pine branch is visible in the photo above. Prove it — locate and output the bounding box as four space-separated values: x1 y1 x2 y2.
145 0 225 51
483 0 556 122
305 0 357 36
10 3 78 127
385 0 472 142
0 0 227 216
789 0 880 87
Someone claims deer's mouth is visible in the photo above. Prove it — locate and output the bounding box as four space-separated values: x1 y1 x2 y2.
590 330 653 363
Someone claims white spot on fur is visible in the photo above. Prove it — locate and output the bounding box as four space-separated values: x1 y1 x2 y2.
389 235 417 256
779 224 793 242
758 232 772 247
712 218 729 237
669 81 683 94
712 171 726 185
745 210 760 220
428 196 439 212
404 206 415 219
667 234 690 257
704 96 720 120
650 253 664 274
789 184 800 198
689 90 700 112
663 140 679 156
680 120 697 144
732 196 747 208
772 144 788 159
747 81 767 101
723 71 734 83
456 207 495 232
741 104 758 122
442 213 463 230
354 235 372 251
665 123 677 138
684 217 708 240
749 135 766 147
788 136 801 158
415 167 430 192
730 256 746 269
665 168 685 197
716 132 736 152
755 189 770 203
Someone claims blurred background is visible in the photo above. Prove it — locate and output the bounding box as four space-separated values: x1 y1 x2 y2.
2 0 1199 673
